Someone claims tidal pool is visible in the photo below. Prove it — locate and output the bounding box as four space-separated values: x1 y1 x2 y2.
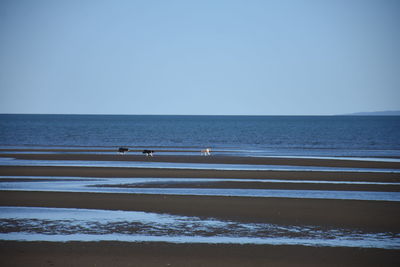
0 206 399 249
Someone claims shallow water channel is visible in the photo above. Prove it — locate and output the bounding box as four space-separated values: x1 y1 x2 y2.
1 176 400 201
0 206 399 249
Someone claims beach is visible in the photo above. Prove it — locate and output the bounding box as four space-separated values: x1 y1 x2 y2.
0 151 400 266
1 0 400 262
1 241 400 267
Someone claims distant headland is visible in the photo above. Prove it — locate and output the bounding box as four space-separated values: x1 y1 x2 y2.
343 110 400 116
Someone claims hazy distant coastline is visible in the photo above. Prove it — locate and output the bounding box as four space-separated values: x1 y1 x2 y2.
343 110 400 116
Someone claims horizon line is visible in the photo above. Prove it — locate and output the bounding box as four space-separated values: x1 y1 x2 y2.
1 112 399 116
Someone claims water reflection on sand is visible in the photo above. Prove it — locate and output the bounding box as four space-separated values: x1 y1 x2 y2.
1 158 400 173
0 207 399 249
1 176 400 201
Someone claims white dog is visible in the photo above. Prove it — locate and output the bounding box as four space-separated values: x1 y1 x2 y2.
201 148 211 156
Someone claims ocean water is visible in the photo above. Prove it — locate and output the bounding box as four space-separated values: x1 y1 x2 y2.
1 114 399 158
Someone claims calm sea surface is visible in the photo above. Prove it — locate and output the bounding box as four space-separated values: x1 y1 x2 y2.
1 114 400 158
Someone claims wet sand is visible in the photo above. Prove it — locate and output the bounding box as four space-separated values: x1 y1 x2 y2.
97 180 400 192
1 154 399 266
1 165 400 182
1 190 399 232
1 241 399 267
2 153 400 169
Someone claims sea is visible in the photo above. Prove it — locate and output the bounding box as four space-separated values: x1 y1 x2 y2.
1 114 400 158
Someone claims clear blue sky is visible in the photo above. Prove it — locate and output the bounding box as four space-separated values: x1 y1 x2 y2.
1 0 399 115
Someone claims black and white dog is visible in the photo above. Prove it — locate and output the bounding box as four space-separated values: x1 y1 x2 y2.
142 150 154 157
118 147 129 154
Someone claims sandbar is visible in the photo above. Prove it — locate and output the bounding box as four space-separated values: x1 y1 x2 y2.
1 241 399 267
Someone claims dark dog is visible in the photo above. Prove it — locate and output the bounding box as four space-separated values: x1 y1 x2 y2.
118 147 129 154
142 150 154 156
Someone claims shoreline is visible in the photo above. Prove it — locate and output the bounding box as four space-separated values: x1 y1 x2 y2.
1 147 400 158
